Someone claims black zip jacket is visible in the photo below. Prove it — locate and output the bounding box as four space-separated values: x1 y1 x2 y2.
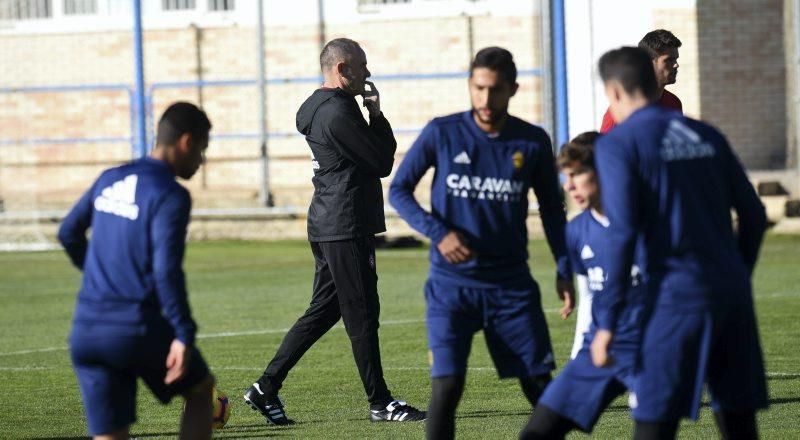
296 87 397 242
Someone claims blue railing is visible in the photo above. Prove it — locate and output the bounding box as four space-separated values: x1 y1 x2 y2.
0 68 543 156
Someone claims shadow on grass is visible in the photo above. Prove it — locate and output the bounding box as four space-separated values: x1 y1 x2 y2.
28 437 90 440
206 432 292 438
28 423 299 440
342 408 538 422
455 409 531 419
768 396 800 406
130 424 297 438
599 404 631 413
768 373 800 381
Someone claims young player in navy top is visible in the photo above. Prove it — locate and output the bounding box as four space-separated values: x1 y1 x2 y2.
593 47 768 439
59 102 214 440
520 132 649 439
389 47 574 440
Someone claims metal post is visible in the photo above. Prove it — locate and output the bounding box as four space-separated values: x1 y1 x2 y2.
552 0 569 148
587 0 597 125
318 0 326 52
539 0 554 146
191 23 208 188
467 14 475 65
132 0 147 158
794 0 800 195
257 0 271 206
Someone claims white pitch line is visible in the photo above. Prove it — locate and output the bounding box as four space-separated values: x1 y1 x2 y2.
0 360 796 379
197 318 427 339
0 366 54 371
766 372 799 378
197 310 560 339
758 291 799 298
210 365 497 372
0 346 68 357
211 366 796 373
0 318 427 356
0 308 561 357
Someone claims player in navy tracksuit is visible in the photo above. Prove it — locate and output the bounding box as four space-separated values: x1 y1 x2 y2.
521 132 650 439
591 47 768 439
58 103 214 440
389 47 574 440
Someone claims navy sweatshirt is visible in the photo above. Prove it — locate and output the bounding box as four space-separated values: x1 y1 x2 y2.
567 210 648 349
389 111 570 288
594 105 767 332
58 157 197 345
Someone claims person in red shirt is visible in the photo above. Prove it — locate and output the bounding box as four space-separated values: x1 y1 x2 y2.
600 29 682 133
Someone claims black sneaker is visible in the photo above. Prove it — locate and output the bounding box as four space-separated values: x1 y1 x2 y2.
370 399 426 422
243 383 294 425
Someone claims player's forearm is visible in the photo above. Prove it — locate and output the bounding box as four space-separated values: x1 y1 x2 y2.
595 232 636 331
60 239 88 270
339 135 393 177
58 198 92 270
58 219 87 269
369 112 398 156
737 203 767 273
367 114 397 177
540 207 571 280
592 288 623 332
150 191 196 344
532 145 570 279
331 110 395 177
154 272 197 346
389 185 449 244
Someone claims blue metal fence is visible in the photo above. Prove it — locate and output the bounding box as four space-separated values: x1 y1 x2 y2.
0 68 543 156
0 83 134 150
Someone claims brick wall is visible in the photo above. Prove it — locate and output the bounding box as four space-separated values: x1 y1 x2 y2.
0 14 544 211
2 2 790 216
696 0 787 169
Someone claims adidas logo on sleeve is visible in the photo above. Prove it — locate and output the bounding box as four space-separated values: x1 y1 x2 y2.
94 174 140 220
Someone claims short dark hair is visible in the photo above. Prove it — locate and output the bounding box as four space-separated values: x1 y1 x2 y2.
638 29 682 59
470 46 517 85
598 46 658 99
320 38 362 71
557 131 601 169
156 102 211 147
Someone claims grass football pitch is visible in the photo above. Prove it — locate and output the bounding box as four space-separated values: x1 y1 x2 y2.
0 235 798 439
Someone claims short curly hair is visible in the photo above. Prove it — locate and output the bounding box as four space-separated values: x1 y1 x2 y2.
638 29 682 59
557 131 601 170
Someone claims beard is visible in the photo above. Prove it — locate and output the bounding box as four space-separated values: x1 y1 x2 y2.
667 72 677 85
341 77 365 96
473 107 508 126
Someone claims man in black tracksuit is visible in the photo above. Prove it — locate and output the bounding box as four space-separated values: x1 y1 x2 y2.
244 38 426 425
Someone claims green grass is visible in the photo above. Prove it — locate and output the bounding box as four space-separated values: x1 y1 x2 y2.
0 235 798 439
